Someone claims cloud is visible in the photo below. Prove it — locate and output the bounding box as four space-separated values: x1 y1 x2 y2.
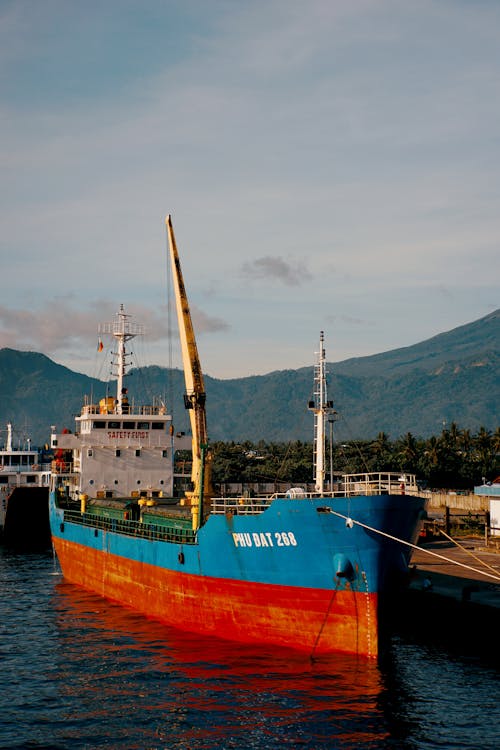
241 256 313 287
0 1 498 381
0 300 98 354
0 298 228 360
190 305 230 334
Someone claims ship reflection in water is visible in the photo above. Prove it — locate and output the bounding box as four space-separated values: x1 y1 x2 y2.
1 545 497 750
53 581 387 749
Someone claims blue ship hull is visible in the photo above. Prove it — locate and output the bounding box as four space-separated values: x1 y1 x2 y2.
50 490 425 658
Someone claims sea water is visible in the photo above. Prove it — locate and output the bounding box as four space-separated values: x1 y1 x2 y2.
0 548 498 750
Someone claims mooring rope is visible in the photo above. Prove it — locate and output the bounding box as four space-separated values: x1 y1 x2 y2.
324 509 500 583
434 526 500 578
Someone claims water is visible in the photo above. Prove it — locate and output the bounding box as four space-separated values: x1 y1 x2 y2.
0 549 498 750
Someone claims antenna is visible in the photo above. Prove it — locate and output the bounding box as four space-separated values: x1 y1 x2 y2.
99 305 144 414
308 332 336 493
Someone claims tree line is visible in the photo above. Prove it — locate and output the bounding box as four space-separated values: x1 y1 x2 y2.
209 423 500 490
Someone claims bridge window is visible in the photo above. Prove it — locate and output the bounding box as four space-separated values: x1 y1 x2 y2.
93 421 106 429
152 422 165 430
137 422 150 430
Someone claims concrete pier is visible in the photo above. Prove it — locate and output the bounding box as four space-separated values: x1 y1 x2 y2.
409 537 500 606
390 538 500 663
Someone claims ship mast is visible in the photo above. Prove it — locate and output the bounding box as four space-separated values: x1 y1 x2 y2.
308 332 335 493
99 305 144 413
165 215 213 524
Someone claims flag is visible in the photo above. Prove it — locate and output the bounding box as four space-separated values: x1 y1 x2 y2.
97 339 104 352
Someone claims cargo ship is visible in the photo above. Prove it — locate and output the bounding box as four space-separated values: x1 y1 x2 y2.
49 216 426 659
1 423 51 549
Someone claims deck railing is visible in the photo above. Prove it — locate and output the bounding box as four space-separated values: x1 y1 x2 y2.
210 472 420 515
81 403 167 416
61 509 197 545
211 498 272 515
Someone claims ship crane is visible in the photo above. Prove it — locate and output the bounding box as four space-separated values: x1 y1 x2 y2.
166 215 213 528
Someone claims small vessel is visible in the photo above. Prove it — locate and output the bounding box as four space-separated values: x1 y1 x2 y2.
1 423 52 549
49 216 426 659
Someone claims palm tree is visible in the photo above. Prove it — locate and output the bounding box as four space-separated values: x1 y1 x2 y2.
473 427 493 479
492 427 500 456
397 432 419 472
370 432 391 471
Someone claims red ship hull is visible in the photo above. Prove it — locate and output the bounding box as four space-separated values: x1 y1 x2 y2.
54 536 378 658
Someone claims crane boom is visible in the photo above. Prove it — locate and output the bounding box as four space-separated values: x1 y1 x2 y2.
165 215 213 523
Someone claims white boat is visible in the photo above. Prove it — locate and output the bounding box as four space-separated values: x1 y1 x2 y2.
0 423 52 548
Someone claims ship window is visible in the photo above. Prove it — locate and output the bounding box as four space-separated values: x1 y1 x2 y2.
89 480 94 485
152 422 164 430
135 449 141 457
160 480 164 485
11 456 20 465
123 421 136 429
0 477 8 484
108 421 121 429
26 475 36 483
137 422 150 430
115 449 121 457
162 450 168 458
114 480 119 484
87 449 93 457
136 480 141 485
93 421 106 429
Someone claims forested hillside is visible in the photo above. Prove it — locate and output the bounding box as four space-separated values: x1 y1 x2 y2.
0 309 498 447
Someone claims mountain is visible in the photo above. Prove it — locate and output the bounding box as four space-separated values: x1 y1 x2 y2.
0 310 498 447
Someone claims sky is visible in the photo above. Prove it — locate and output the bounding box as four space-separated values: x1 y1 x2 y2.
1 0 499 382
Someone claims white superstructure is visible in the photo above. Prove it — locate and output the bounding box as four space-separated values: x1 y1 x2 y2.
50 307 191 504
0 423 51 533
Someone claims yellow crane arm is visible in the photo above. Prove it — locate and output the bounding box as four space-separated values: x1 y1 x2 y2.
165 215 212 511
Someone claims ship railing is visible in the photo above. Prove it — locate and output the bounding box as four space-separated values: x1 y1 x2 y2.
51 460 76 474
0 462 52 474
61 509 198 545
81 402 168 416
211 498 272 515
210 473 420 512
340 472 419 496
